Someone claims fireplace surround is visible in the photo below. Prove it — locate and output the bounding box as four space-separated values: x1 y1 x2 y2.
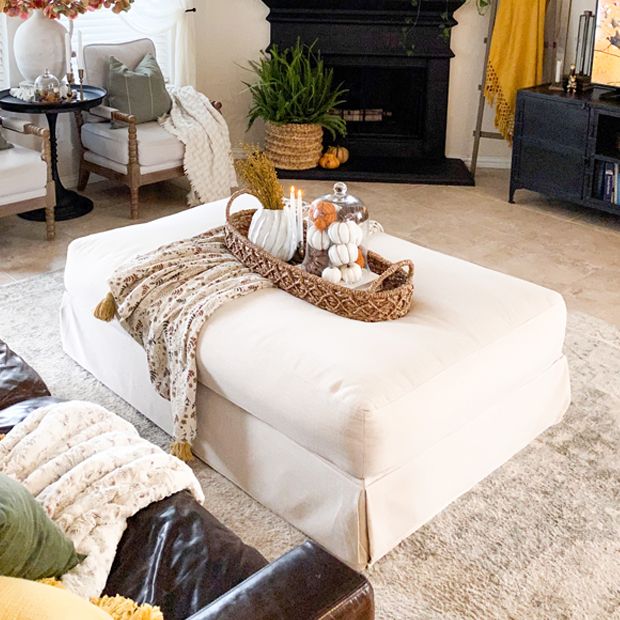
262 0 474 185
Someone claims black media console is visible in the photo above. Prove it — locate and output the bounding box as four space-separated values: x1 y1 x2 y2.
511 85 620 216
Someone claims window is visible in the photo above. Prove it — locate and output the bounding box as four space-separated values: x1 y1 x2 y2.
0 15 8 88
62 11 173 83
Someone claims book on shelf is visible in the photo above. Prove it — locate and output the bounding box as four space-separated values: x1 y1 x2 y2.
600 162 620 206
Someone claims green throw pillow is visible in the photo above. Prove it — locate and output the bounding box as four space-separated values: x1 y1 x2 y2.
108 52 172 127
0 131 14 150
0 473 84 580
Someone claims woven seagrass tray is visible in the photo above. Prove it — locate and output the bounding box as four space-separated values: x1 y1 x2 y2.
224 191 414 322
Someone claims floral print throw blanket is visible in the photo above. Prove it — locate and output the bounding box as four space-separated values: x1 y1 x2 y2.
0 401 203 599
94 227 273 460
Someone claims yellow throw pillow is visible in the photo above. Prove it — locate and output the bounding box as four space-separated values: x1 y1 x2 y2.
0 577 112 620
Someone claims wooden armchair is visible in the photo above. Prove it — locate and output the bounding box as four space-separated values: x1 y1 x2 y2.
0 117 55 240
75 39 221 220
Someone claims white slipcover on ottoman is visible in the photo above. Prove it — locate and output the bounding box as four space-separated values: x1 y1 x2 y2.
61 194 571 570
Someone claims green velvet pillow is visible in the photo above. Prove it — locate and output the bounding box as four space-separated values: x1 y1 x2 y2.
0 131 14 150
108 52 172 127
0 473 84 580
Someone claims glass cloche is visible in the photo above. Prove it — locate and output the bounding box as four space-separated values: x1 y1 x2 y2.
303 183 370 284
34 69 61 103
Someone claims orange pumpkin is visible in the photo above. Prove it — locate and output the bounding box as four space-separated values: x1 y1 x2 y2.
311 201 338 231
355 248 366 268
319 153 340 169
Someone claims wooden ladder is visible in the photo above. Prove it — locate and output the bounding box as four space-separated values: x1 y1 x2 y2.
470 0 503 179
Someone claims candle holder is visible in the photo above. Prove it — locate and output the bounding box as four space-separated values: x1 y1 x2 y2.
78 69 85 100
66 72 74 85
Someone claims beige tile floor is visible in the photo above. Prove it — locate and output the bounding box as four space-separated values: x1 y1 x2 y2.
1 169 619 326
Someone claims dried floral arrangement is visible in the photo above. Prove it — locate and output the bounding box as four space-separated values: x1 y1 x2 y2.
0 0 133 19
234 147 284 211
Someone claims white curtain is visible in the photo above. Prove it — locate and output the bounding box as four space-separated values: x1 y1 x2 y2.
120 0 196 88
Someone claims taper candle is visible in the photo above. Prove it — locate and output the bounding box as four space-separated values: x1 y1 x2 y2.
296 189 303 250
77 31 84 70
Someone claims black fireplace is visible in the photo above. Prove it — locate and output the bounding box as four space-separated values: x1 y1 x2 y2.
262 0 474 185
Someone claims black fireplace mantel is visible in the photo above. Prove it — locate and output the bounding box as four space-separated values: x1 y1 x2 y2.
262 0 474 186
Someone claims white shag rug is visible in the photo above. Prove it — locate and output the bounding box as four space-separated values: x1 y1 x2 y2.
0 271 618 619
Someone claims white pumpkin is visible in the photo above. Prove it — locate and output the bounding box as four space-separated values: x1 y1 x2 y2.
328 243 359 267
307 225 331 251
340 263 363 285
321 266 342 284
328 220 363 246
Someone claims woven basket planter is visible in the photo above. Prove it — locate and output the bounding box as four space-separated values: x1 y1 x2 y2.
264 122 324 170
224 191 415 322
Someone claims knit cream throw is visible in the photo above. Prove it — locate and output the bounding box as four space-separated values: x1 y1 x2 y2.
162 86 237 206
94 227 272 460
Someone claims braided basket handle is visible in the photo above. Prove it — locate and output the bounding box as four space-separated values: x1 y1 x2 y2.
369 259 414 293
226 189 257 223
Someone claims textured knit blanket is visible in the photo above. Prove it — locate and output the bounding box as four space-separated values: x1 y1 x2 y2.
162 85 237 206
95 227 272 459
0 401 203 599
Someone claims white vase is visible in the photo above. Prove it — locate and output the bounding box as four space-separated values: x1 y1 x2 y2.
248 207 296 262
13 10 68 83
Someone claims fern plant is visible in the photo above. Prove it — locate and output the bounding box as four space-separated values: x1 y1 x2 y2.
245 39 348 140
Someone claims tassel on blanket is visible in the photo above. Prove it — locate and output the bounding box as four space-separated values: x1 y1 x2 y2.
91 595 164 620
38 577 64 588
170 440 193 462
94 292 117 322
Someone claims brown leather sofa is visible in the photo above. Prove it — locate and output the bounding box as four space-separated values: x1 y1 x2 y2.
0 341 374 619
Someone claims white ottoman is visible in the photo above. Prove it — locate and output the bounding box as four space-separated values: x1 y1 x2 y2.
61 195 571 570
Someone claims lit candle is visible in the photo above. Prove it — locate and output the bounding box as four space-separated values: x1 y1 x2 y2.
64 33 71 76
296 189 303 249
289 185 295 206
77 31 84 70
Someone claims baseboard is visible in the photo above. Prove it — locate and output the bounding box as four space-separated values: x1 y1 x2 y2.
460 156 511 170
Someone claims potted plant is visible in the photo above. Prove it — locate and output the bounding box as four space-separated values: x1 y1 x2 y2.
0 0 133 83
245 39 347 171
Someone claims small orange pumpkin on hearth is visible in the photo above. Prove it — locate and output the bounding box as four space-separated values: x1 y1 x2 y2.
311 201 338 231
318 153 341 169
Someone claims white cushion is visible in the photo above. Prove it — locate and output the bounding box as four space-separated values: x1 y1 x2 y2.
0 145 47 201
81 121 184 168
64 196 569 481
83 152 182 176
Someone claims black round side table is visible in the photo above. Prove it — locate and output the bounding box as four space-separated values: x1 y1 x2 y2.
0 85 106 221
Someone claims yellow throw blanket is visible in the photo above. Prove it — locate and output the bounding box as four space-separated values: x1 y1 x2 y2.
484 0 547 141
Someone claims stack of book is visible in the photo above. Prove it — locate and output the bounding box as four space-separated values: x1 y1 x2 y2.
595 161 620 206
